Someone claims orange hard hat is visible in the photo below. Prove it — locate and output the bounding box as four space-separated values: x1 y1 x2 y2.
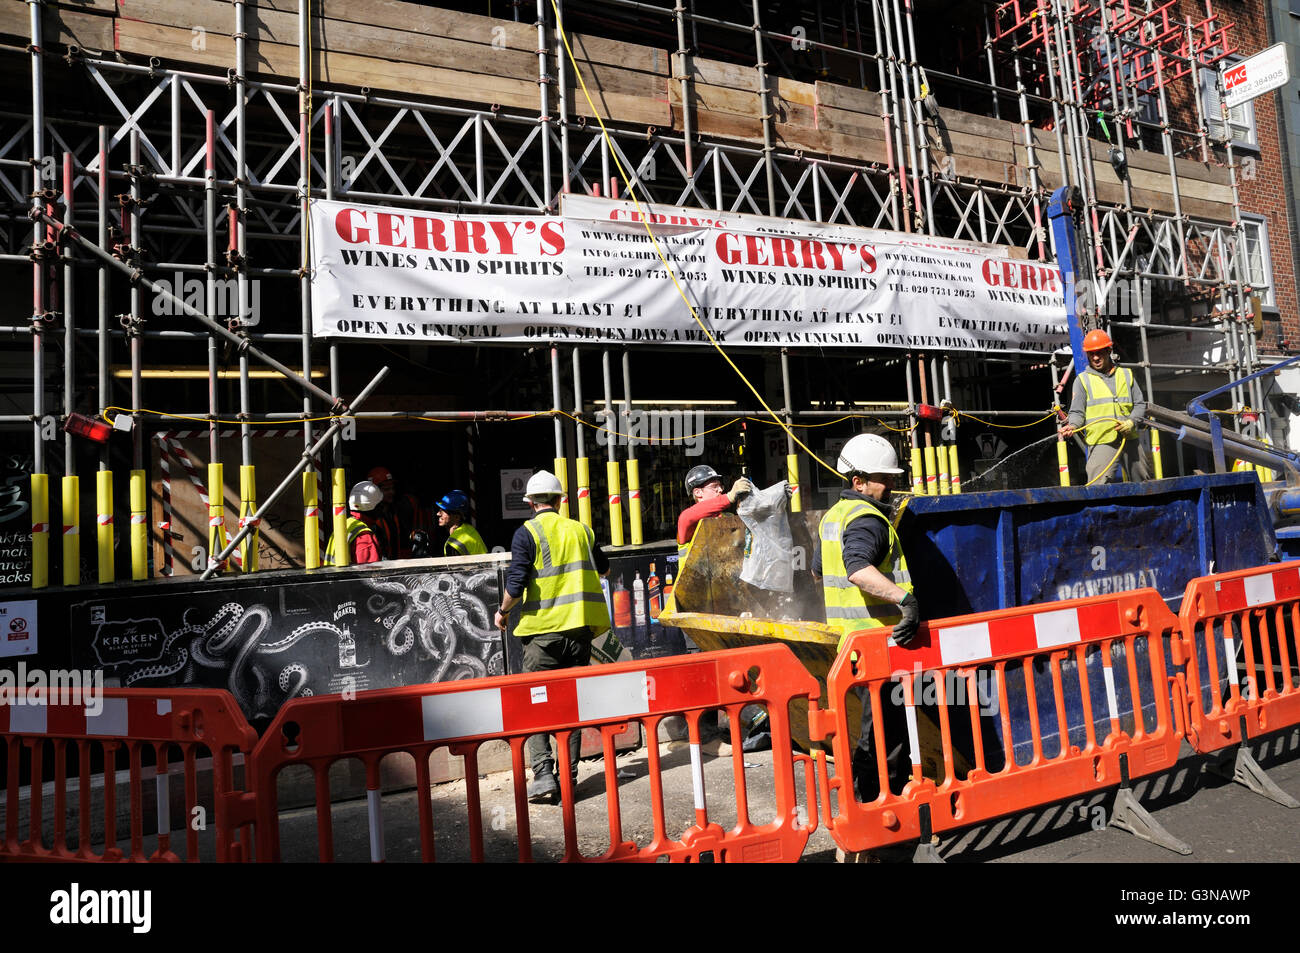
1082 329 1113 352
368 466 394 484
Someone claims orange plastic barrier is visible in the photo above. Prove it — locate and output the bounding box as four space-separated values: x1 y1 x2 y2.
249 644 821 863
811 589 1183 856
1 688 257 862
1174 562 1300 752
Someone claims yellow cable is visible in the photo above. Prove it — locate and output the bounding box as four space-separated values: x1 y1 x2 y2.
549 0 842 480
958 410 1057 429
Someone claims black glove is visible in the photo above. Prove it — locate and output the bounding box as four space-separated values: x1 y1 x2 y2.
891 592 920 647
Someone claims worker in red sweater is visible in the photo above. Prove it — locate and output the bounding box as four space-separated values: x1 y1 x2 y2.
676 464 753 563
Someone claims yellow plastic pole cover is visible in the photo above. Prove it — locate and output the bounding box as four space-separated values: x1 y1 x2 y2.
31 473 49 590
606 459 624 547
240 464 258 573
910 447 924 496
553 456 570 520
935 439 950 496
62 475 80 587
922 445 937 496
948 444 962 495
129 469 147 580
786 453 801 512
302 470 320 569
627 457 643 545
1151 429 1164 480
576 457 592 527
96 469 114 583
332 468 348 567
1057 438 1071 487
207 462 225 574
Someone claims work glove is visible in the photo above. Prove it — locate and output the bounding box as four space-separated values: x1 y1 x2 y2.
727 477 754 504
1116 419 1136 435
891 592 921 647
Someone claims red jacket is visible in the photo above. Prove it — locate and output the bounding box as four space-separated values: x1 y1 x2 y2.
677 494 732 545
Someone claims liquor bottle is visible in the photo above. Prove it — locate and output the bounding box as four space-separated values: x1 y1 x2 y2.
338 625 357 669
632 571 647 629
613 575 632 629
647 561 662 620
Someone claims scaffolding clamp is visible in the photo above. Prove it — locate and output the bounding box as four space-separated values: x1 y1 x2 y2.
118 312 143 337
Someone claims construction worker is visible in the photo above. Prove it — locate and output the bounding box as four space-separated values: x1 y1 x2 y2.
495 470 611 804
1060 329 1150 485
366 465 428 559
1232 409 1276 482
814 433 920 806
436 490 487 557
676 464 754 563
323 480 383 566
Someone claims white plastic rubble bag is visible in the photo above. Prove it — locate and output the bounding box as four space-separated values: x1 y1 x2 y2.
736 481 793 592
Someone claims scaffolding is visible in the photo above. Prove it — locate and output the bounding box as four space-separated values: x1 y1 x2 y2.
0 0 1276 588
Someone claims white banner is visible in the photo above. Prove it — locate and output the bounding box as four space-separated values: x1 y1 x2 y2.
310 197 1068 354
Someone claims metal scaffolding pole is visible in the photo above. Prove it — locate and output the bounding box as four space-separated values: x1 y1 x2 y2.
536 0 553 209
898 0 934 234
555 0 572 196
61 154 74 472
750 0 777 217
870 0 902 229
673 0 695 177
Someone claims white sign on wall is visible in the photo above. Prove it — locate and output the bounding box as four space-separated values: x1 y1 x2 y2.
309 197 1068 355
500 469 534 520
0 599 38 657
1223 44 1290 109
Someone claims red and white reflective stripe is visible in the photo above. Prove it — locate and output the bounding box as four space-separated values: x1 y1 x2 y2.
209 515 224 527
630 490 640 501
31 523 48 534
304 506 320 519
333 505 346 517
158 521 171 532
130 514 146 525
0 696 173 738
1210 565 1300 612
63 524 78 536
335 662 722 751
97 514 113 526
788 484 799 495
239 517 261 529
577 488 590 499
609 494 622 506
1101 653 1120 723
889 602 1120 670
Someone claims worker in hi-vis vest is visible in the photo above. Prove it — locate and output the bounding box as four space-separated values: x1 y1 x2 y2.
323 480 383 566
1061 328 1150 485
495 470 610 805
814 433 920 808
676 464 753 563
436 490 487 557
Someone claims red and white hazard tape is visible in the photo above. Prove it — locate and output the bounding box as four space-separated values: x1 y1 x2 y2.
31 522 49 534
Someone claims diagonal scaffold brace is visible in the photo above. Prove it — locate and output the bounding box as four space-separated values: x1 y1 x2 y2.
30 205 344 413
199 365 389 580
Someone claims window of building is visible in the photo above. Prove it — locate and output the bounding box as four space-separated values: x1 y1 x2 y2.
1201 59 1258 149
1239 213 1275 309
1290 0 1300 18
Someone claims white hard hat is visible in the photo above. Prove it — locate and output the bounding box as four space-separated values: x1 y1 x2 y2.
523 469 564 503
837 433 903 476
348 480 383 511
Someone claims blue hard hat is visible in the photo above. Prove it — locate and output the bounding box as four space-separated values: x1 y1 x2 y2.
437 490 470 515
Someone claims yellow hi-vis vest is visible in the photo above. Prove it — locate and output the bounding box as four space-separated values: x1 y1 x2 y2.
819 498 913 652
514 510 611 638
445 523 487 557
1080 367 1135 446
323 516 372 566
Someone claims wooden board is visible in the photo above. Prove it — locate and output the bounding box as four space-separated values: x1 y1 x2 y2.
0 4 114 50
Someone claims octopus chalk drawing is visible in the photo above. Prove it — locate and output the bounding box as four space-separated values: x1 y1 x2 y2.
364 570 502 680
